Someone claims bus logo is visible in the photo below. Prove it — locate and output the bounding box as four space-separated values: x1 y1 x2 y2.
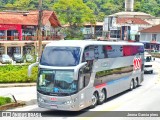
50 98 57 101
133 57 142 70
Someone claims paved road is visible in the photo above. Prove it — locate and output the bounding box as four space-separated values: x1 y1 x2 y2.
1 59 160 120
0 86 36 105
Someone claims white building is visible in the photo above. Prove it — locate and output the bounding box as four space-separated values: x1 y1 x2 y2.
140 24 160 51
102 0 160 42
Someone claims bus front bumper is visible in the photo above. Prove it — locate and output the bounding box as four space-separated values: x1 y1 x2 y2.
38 101 79 111
37 93 80 111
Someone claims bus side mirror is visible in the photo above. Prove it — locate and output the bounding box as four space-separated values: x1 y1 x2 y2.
28 62 39 77
79 68 83 74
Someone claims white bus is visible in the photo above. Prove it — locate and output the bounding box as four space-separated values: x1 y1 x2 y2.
36 40 144 111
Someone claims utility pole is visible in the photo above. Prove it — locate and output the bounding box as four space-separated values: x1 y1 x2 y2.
37 0 43 61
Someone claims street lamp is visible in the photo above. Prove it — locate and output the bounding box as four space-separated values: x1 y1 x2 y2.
37 0 43 61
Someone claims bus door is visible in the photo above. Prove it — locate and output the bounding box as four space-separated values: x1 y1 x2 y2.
78 65 93 108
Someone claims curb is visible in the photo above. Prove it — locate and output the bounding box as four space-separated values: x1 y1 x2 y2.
0 101 25 111
25 99 37 106
0 83 36 88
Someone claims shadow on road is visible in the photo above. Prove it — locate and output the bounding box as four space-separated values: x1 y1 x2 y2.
106 85 142 103
41 108 89 117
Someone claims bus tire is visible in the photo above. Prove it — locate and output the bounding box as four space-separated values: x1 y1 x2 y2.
89 92 98 109
130 79 134 90
98 89 106 105
134 79 138 88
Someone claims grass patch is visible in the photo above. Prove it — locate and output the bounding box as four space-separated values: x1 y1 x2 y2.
0 96 12 106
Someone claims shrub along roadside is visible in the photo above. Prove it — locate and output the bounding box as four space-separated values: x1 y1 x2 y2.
150 53 160 58
0 65 38 83
0 96 12 106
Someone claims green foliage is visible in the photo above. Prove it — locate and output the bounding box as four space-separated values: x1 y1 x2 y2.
0 65 38 83
0 0 159 20
0 96 12 106
53 0 96 38
134 0 160 16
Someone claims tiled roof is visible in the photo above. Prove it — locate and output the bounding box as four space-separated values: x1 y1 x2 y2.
0 10 61 27
140 24 160 33
117 18 150 25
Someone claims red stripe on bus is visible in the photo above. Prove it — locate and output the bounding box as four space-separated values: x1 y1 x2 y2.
95 83 106 89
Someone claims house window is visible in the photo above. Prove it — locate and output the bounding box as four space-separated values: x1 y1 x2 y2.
152 34 157 41
110 30 120 38
0 30 5 39
0 46 5 56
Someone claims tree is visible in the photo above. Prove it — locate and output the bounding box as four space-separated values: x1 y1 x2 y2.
135 0 160 16
13 0 32 10
53 0 96 39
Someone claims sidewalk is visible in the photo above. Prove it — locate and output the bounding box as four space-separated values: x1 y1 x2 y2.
0 83 37 110
0 83 36 88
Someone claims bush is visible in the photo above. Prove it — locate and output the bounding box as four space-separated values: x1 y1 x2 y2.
0 97 11 106
150 53 160 58
0 65 38 83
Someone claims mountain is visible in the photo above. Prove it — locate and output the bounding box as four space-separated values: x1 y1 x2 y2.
0 0 159 22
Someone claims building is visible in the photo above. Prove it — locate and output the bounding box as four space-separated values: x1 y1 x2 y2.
0 10 61 57
103 13 152 41
140 24 160 51
82 22 103 39
102 0 160 41
63 22 103 39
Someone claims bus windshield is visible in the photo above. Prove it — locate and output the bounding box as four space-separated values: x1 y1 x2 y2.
37 70 77 96
40 47 81 66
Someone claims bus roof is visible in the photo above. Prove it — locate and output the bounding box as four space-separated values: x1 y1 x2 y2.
46 40 144 48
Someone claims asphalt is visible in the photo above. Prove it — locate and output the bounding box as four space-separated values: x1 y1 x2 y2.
0 83 36 88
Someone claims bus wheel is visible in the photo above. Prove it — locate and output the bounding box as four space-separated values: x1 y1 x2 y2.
90 92 98 108
98 89 106 105
134 79 138 88
130 80 134 90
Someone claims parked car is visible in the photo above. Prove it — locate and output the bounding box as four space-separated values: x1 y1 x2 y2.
25 54 34 63
0 54 12 64
13 53 24 63
144 52 154 74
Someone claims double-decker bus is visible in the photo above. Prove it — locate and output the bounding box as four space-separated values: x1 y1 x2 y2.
36 40 144 111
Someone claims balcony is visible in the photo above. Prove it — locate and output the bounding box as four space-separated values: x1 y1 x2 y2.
0 35 62 41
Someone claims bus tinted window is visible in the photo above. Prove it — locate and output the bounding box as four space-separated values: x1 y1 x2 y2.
83 45 105 61
104 45 123 58
123 46 144 56
83 45 144 60
40 47 81 66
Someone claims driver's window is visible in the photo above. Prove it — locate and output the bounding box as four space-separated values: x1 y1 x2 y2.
39 74 54 87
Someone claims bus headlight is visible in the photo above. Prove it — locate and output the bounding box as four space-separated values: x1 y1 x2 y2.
38 97 44 103
64 100 72 105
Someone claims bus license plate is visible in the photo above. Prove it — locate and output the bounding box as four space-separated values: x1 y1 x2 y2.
51 105 57 109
